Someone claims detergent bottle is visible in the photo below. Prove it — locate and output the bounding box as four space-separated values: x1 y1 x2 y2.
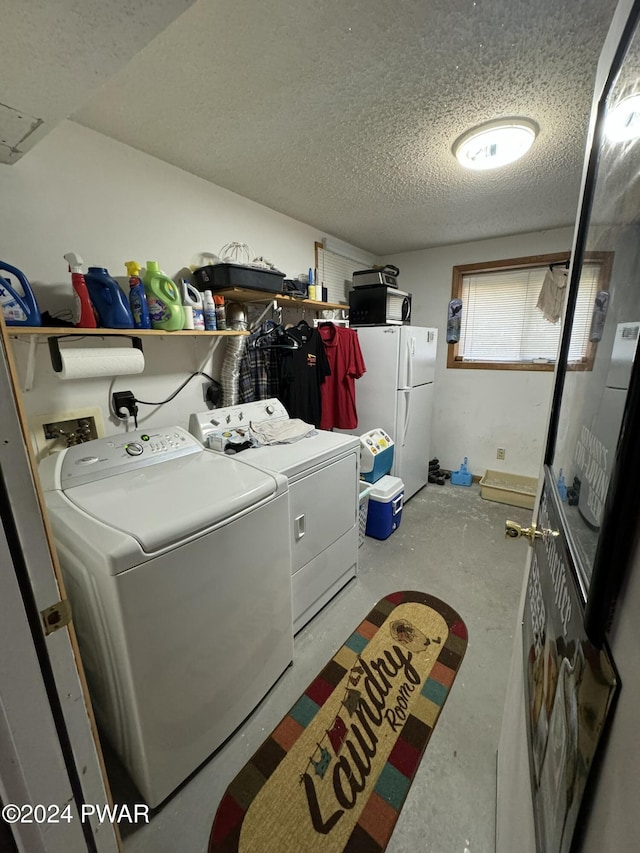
64 252 97 328
84 266 134 328
180 280 205 331
142 261 185 331
125 261 151 329
0 261 42 327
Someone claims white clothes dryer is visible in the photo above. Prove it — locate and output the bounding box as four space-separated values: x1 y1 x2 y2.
39 427 293 807
189 400 360 633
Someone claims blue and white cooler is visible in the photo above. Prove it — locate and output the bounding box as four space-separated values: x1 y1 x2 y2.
365 475 404 540
359 428 394 484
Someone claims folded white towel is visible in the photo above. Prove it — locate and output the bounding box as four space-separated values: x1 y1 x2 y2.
250 418 316 445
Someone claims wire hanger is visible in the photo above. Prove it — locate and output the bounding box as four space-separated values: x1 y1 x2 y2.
293 317 314 345
250 322 299 350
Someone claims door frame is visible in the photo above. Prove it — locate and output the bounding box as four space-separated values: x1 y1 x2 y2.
0 506 93 853
0 321 119 853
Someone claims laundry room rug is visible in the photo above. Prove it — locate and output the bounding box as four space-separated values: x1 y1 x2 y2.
208 591 467 853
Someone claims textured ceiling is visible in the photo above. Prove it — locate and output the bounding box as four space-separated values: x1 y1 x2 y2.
0 0 196 163
7 0 619 253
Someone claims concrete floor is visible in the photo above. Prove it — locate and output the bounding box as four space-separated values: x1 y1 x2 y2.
114 483 531 853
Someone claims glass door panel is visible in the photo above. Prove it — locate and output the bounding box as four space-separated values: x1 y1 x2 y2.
550 20 640 597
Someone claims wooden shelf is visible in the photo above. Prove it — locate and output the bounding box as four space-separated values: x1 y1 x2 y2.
7 327 249 337
214 288 348 311
6 296 348 340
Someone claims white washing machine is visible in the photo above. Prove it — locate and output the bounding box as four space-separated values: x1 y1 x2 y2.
189 400 360 633
39 426 293 807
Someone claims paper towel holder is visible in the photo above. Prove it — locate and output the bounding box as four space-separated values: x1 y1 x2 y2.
48 335 144 373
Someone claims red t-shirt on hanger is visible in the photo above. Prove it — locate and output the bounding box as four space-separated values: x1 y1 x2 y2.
317 324 366 430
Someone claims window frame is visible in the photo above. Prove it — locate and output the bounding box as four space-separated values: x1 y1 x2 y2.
447 251 613 372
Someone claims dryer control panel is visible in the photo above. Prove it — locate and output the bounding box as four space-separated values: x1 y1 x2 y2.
189 398 288 444
39 426 203 490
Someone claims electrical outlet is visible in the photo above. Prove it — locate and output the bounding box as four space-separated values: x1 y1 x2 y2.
496 447 506 460
29 407 105 462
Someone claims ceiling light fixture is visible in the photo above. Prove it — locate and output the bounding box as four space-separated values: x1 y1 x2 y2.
453 118 538 171
605 94 640 141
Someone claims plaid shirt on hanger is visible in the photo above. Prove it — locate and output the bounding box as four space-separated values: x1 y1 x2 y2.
238 335 281 403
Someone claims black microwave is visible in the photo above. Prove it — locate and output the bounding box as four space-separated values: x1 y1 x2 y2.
348 285 412 326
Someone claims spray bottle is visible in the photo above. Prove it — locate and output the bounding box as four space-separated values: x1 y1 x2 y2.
125 261 151 329
214 295 227 330
64 252 97 328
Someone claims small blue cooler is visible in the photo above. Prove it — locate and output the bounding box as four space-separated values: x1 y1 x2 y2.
360 428 395 484
365 475 404 540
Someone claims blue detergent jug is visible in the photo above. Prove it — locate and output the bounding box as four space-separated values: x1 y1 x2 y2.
84 267 134 329
0 261 42 326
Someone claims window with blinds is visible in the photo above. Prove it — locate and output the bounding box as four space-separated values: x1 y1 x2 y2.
448 253 613 371
314 242 371 305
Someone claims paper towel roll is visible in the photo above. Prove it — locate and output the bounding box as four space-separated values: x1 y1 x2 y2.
56 347 145 380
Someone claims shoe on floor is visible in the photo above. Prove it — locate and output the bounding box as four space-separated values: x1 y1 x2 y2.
428 472 445 485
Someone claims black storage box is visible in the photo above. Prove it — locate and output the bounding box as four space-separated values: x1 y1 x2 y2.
192 263 285 294
283 279 308 298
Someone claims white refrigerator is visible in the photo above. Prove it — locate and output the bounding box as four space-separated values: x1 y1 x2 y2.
349 325 437 500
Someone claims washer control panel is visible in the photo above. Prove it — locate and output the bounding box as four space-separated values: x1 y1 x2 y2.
42 427 203 490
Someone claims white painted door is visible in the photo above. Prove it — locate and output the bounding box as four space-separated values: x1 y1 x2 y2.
0 328 119 853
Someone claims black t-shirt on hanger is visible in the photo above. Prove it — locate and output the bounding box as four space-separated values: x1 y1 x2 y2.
279 322 330 427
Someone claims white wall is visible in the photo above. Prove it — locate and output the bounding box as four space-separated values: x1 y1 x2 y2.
386 228 576 478
0 121 354 447
1 121 577 477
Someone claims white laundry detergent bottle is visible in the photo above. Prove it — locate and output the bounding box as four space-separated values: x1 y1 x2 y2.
181 280 205 331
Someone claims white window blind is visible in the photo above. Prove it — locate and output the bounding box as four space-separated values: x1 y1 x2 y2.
316 247 370 305
458 263 601 364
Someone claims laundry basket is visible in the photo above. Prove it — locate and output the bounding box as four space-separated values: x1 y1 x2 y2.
358 484 371 547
